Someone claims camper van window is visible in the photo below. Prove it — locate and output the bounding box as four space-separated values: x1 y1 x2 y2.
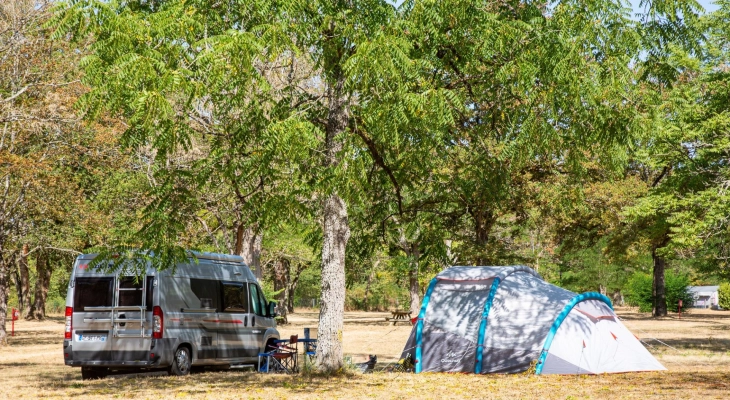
118 277 144 307
190 279 220 311
74 277 114 310
249 283 267 317
222 282 249 312
256 285 268 316
145 276 154 310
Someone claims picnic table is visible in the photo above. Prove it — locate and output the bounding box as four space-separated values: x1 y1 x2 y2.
385 310 412 325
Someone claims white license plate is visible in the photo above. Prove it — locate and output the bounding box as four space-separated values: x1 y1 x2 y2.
77 334 106 342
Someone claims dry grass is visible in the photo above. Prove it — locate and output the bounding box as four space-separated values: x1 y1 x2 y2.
1 308 730 399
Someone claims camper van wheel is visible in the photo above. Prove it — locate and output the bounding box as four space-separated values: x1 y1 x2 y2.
169 346 191 376
81 367 108 380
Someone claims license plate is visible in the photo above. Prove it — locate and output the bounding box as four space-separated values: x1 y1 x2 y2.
77 334 106 342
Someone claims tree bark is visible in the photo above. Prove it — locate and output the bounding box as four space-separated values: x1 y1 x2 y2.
318 193 350 372
471 206 494 265
287 262 306 314
28 251 51 321
317 70 350 373
363 260 378 311
0 254 9 345
652 245 667 317
19 244 30 317
235 224 263 281
272 257 289 322
407 243 420 317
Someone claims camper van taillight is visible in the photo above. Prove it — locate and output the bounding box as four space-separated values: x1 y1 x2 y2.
153 306 163 339
64 307 73 339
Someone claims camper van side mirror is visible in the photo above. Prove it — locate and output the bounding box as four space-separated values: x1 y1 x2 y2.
268 301 277 318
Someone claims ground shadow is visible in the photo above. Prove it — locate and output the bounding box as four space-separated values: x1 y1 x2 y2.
33 368 367 398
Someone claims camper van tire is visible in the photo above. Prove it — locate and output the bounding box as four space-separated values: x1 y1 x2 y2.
169 346 192 376
81 367 108 380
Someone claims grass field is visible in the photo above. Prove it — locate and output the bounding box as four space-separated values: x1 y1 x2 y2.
1 308 729 399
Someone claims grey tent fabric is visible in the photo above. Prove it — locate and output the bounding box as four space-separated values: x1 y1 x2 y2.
402 266 665 375
480 271 575 373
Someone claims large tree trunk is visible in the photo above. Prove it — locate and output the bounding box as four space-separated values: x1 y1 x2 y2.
318 193 350 372
652 245 667 317
0 254 9 345
19 244 30 317
28 251 51 321
317 71 350 373
235 224 263 281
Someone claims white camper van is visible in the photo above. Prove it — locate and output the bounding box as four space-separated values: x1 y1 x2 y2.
62 252 279 380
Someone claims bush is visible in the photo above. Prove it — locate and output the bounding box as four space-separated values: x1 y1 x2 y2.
625 272 654 312
625 271 693 313
719 282 730 310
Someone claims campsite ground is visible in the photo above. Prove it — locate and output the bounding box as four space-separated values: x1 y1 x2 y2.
1 308 729 399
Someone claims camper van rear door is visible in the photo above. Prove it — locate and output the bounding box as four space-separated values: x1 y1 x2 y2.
72 277 114 360
112 277 153 362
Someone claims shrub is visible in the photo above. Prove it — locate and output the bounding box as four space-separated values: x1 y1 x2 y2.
719 282 730 310
625 272 653 312
665 272 694 312
624 270 693 313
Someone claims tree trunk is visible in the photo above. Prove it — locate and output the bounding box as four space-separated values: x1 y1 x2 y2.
235 224 263 281
0 254 9 345
472 206 494 265
287 287 295 314
318 193 350 372
286 262 306 314
363 260 378 312
272 257 289 322
19 244 30 317
28 251 51 321
317 71 350 373
652 245 667 317
408 244 420 317
11 267 21 314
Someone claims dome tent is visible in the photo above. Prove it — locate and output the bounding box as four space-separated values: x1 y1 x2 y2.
400 266 665 374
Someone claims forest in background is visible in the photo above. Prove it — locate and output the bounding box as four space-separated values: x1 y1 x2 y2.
1 0 730 371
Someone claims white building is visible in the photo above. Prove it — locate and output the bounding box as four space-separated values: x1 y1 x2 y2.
688 286 719 308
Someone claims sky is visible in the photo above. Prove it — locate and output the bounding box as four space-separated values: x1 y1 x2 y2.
630 0 719 14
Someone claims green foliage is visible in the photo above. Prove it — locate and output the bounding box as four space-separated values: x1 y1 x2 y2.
625 270 694 313
718 283 730 310
625 272 655 313
666 272 695 312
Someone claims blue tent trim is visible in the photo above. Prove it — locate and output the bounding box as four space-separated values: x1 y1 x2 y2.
534 292 613 375
474 277 500 373
414 277 438 374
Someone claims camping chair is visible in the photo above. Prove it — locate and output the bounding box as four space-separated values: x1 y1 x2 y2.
258 335 299 373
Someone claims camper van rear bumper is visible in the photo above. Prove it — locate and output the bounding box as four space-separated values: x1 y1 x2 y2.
63 339 174 368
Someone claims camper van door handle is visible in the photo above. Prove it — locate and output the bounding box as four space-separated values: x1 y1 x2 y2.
252 316 255 327
244 316 248 326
